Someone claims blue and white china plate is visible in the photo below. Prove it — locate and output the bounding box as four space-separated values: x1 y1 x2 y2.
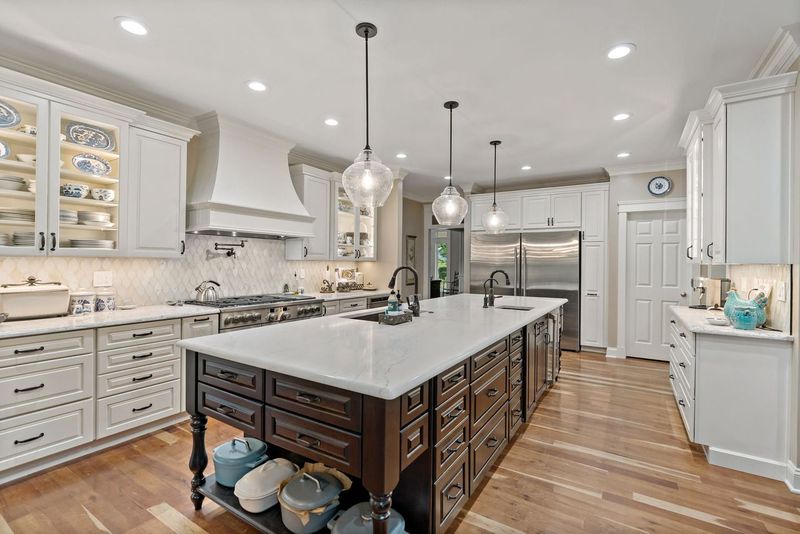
72 153 112 176
0 140 9 159
65 122 116 151
0 100 21 129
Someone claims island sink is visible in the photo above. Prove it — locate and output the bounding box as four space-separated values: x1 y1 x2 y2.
495 305 535 311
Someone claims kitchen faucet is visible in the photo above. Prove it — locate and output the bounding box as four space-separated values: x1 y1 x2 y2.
388 266 420 317
483 270 510 308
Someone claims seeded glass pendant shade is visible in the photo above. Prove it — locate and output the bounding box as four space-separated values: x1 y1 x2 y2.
432 101 468 225
482 140 508 234
342 22 394 208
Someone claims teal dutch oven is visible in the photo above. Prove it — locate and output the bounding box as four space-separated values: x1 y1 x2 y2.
212 437 268 487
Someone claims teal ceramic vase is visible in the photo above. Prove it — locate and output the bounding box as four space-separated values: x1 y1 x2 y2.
723 290 767 327
730 305 758 330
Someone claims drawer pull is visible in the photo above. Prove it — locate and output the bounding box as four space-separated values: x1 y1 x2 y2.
511 356 522 365
193 317 211 323
669 343 675 349
296 434 320 448
14 432 44 445
295 392 321 404
132 403 153 413
133 331 154 338
132 374 154 382
486 437 500 448
216 370 238 381
14 383 44 393
678 400 686 407
670 320 676 324
132 352 153 360
446 407 465 420
445 483 463 500
486 388 500 398
511 336 522 344
512 378 523 387
487 350 499 359
216 404 236 416
14 346 45 355
512 409 522 417
446 373 464 385
679 332 686 338
678 362 686 368
446 437 464 454
669 374 675 380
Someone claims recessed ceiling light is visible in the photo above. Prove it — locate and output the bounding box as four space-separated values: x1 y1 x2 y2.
613 112 631 121
247 81 268 92
116 17 148 36
607 43 636 59
617 152 631 158
324 118 339 126
521 165 532 171
395 153 407 159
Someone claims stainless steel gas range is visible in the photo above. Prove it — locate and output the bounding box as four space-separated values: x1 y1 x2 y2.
184 294 324 332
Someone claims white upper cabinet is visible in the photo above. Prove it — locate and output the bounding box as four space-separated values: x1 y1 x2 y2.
521 194 550 229
285 165 331 260
681 111 709 264
470 197 493 231
550 192 581 228
580 190 607 241
332 176 377 261
127 127 188 258
470 195 521 232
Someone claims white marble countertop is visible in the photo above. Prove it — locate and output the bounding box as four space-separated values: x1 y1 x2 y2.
0 304 219 340
179 294 566 400
669 306 793 342
302 289 391 301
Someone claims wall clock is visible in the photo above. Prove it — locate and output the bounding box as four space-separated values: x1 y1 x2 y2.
647 175 672 196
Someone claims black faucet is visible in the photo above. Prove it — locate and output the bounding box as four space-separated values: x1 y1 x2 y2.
388 266 420 317
483 269 510 308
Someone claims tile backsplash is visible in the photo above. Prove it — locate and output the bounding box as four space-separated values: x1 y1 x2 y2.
0 235 357 305
727 264 791 333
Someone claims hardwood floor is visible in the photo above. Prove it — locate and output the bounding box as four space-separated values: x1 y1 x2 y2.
1 351 798 533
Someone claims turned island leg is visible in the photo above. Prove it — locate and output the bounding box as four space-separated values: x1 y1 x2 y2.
362 396 401 534
369 492 393 534
189 413 208 510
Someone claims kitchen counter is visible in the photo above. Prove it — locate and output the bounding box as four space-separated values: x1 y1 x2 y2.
0 304 219 339
301 289 391 301
669 305 793 342
179 293 565 399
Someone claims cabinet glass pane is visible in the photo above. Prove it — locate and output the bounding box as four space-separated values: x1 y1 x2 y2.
335 183 356 259
0 95 42 253
357 204 376 259
56 110 121 252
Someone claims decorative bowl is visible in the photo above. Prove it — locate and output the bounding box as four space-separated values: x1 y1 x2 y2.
91 188 115 202
60 183 90 199
16 154 35 164
730 305 758 330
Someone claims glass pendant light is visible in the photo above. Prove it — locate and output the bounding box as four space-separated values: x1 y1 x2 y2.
342 22 394 208
432 101 469 225
482 140 509 233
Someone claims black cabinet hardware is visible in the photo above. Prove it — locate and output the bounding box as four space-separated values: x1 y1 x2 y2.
132 374 153 382
14 383 44 393
446 373 464 385
678 362 686 368
296 435 320 448
678 400 686 407
132 352 153 360
49 232 56 251
132 403 153 413
217 370 238 381
193 317 210 323
180 240 186 254
14 432 44 445
132 331 154 338
295 392 321 404
14 346 44 355
38 232 45 251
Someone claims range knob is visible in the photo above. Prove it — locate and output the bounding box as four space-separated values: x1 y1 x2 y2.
280 312 291 321
232 316 242 324
313 306 321 314
224 317 233 325
248 313 257 321
267 313 277 322
299 307 308 316
254 313 262 321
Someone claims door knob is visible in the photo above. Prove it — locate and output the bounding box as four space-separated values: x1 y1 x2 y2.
680 292 687 297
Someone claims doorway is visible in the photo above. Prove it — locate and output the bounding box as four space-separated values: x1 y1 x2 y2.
430 228 464 297
625 211 689 361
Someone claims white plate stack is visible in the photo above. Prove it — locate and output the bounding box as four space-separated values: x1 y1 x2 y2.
69 239 115 249
0 175 27 192
0 208 35 223
77 211 112 228
12 232 35 246
0 233 9 246
60 209 78 225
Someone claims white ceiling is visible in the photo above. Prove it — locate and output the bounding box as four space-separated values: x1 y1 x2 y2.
0 1 797 200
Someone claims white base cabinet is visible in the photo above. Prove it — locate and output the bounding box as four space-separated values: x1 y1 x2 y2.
580 241 606 348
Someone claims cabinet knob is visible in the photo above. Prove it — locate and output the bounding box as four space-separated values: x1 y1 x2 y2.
678 400 686 407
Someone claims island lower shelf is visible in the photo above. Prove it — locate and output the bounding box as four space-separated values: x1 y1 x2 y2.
197 473 291 534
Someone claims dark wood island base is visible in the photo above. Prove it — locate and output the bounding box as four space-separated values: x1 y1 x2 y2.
186 308 562 533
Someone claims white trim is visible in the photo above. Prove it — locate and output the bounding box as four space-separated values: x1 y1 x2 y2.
468 181 609 202
704 445 787 482
707 71 798 116
616 198 686 358
750 24 800 80
786 459 800 494
605 160 686 177
403 191 431 203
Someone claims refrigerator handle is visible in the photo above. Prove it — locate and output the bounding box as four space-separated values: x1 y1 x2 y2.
513 247 519 296
521 247 527 296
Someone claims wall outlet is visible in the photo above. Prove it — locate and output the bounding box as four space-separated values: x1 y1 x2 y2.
777 281 786 302
299 269 306 279
93 271 113 287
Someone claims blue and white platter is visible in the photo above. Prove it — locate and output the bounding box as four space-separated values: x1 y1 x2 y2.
0 100 21 129
72 153 112 176
0 140 9 159
65 122 116 151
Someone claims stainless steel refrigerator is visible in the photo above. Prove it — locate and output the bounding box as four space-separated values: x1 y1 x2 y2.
470 231 581 351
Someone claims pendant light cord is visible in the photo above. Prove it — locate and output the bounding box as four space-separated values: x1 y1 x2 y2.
364 32 370 151
448 106 453 187
492 142 498 207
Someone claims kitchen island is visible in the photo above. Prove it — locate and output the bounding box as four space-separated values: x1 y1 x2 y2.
179 294 565 533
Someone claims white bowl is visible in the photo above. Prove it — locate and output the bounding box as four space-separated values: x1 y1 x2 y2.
91 188 115 202
705 316 729 326
16 154 35 164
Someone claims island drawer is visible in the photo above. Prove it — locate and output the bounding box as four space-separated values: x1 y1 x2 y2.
197 354 264 401
96 357 181 399
265 407 361 477
434 417 468 480
265 372 362 432
97 380 180 439
400 413 429 470
0 353 93 419
471 338 508 381
509 347 523 373
433 449 469 533
0 330 94 368
435 387 469 443
470 403 508 491
400 382 429 428
198 383 263 436
470 361 508 435
434 361 469 406
509 329 524 352
97 341 180 374
97 319 180 351
509 367 523 399
509 391 523 437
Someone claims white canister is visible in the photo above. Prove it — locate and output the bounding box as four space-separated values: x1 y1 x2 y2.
94 289 116 312
69 290 95 315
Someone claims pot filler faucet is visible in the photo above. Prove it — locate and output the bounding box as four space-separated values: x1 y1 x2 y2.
388 266 420 317
483 269 510 308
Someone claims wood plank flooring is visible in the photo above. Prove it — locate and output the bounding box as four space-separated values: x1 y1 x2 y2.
0 351 798 533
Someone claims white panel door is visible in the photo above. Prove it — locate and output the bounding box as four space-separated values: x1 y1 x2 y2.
580 241 605 347
626 212 688 361
550 192 581 227
521 194 550 229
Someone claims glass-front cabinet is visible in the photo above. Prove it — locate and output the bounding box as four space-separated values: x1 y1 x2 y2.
332 177 377 261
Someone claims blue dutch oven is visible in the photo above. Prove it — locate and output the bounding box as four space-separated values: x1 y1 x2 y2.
212 437 268 487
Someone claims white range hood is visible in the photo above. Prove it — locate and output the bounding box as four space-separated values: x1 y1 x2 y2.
186 112 314 239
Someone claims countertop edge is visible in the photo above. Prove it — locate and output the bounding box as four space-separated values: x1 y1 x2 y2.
669 305 793 342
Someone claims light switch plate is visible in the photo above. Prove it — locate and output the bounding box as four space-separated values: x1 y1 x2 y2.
299 269 306 279
777 281 786 302
93 271 113 287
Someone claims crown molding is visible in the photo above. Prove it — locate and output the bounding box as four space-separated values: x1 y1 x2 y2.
604 159 685 177
288 147 350 173
706 71 798 116
678 109 713 150
402 191 430 204
750 24 800 79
